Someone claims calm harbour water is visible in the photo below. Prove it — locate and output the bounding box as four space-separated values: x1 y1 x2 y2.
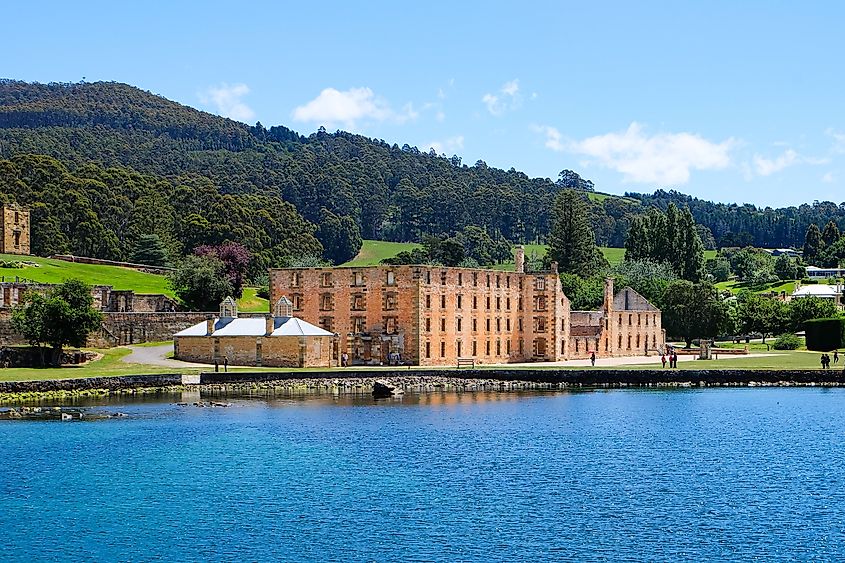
2 388 845 562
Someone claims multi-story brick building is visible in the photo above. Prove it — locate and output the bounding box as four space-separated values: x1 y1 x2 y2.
269 248 665 366
1 204 30 255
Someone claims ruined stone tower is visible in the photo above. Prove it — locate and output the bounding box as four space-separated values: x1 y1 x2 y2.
1 204 30 255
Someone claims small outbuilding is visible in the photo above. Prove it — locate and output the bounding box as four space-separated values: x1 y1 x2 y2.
173 297 337 368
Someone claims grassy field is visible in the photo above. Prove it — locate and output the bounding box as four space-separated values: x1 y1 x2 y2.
0 253 172 294
715 279 796 295
349 240 715 269
342 240 422 266
0 348 179 382
1 254 267 311
238 287 269 312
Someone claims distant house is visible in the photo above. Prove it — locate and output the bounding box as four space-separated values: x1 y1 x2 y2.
791 284 842 300
762 248 801 258
173 297 336 367
805 266 845 279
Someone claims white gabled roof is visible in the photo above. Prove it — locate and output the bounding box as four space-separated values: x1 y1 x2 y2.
792 285 842 298
174 316 334 337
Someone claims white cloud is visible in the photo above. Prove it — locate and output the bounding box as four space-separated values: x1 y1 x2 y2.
425 135 464 155
822 171 836 183
435 111 446 122
536 122 735 185
501 79 519 96
199 83 255 122
482 79 521 116
827 128 845 154
752 149 828 176
292 87 417 129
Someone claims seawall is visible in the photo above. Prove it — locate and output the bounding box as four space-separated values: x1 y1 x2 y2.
2 368 845 397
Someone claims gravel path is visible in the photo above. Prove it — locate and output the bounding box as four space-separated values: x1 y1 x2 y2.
121 344 210 368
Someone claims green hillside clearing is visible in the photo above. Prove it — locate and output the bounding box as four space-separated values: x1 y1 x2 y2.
0 254 172 294
345 241 715 270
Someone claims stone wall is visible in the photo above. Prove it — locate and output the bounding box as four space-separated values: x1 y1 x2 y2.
50 255 173 275
94 312 210 347
174 334 334 367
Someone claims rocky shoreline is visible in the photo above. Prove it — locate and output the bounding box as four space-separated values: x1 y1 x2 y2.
2 370 845 404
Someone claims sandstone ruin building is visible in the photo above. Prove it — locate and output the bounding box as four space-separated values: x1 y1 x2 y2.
1 204 30 255
269 248 664 366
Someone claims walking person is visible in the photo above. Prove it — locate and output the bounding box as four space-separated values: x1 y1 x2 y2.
341 352 348 367
661 353 666 368
590 351 596 367
821 354 828 370
672 351 678 368
223 355 229 373
835 350 839 365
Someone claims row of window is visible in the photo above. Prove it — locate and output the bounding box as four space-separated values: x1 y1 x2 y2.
619 313 659 327
303 292 550 313
424 338 520 358
287 270 550 292
423 316 550 333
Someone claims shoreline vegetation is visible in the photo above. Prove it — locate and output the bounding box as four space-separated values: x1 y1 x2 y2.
2 369 845 404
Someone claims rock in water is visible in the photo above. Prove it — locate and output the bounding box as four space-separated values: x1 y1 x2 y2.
372 380 404 399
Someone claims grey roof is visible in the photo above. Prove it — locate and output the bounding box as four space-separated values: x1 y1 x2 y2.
613 287 659 311
174 316 334 337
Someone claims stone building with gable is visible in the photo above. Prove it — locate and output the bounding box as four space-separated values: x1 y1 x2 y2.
173 296 336 367
269 247 665 366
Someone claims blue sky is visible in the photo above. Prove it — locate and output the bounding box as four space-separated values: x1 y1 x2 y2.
4 1 845 207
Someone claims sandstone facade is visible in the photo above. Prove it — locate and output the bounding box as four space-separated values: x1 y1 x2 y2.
173 299 335 368
0 204 29 255
269 262 664 366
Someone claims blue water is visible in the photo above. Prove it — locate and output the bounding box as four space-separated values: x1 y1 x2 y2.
2 388 845 562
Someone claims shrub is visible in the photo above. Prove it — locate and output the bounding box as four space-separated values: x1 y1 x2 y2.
804 318 845 351
772 333 802 350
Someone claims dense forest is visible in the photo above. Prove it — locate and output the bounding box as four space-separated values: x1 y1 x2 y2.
1 79 844 265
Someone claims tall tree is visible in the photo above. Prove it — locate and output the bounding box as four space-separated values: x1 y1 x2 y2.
11 279 103 366
661 280 731 348
547 190 607 275
315 208 363 265
131 234 169 266
168 255 233 311
804 223 823 263
822 220 841 247
676 206 705 282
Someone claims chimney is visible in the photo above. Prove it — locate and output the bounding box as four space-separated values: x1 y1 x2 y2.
515 245 525 274
549 261 559 274
205 315 214 336
604 278 615 311
265 315 275 336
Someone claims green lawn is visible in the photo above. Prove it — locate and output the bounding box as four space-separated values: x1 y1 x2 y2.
1 254 267 311
342 240 421 266
0 348 180 382
238 287 269 313
0 253 172 294
715 279 796 295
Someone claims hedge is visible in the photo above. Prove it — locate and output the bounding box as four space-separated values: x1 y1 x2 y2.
804 318 845 351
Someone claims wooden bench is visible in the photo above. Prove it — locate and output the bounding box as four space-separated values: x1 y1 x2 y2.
456 358 475 369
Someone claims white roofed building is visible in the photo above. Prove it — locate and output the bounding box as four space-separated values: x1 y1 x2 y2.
791 283 843 303
173 296 337 368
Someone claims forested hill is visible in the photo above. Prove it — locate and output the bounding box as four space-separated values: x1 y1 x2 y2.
628 190 845 249
1 80 844 259
0 79 636 249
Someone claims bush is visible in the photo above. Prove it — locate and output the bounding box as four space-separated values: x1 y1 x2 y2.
804 318 845 351
772 333 802 350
